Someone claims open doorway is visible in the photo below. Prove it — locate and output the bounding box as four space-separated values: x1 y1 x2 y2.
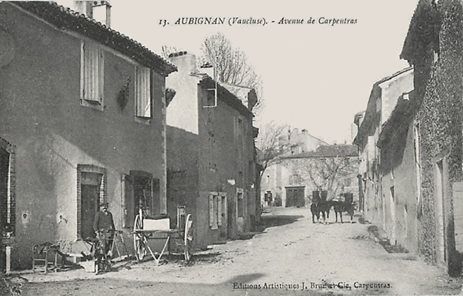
80 172 103 239
77 165 106 239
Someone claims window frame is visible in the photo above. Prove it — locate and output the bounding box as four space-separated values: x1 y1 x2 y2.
76 164 107 239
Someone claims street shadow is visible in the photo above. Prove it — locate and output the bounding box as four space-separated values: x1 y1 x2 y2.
188 252 222 264
367 225 409 254
223 273 265 284
258 214 304 231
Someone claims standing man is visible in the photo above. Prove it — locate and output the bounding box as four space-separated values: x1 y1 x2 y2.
93 202 115 255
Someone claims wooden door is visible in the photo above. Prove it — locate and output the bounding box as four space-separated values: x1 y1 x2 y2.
0 148 9 232
81 184 99 239
0 148 9 272
286 188 295 207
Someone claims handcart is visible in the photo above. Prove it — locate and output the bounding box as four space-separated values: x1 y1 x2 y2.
132 209 193 265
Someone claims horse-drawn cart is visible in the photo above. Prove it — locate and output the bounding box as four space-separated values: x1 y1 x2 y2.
132 209 193 265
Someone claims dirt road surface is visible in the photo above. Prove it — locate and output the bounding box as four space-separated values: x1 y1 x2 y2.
11 207 463 295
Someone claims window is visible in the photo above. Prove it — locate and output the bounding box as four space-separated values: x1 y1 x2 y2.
234 117 244 160
209 193 220 229
203 88 217 107
81 40 104 107
135 66 152 118
237 188 245 218
208 192 226 229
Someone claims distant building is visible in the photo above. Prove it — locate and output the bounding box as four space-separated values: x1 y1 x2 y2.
166 52 258 248
260 128 327 207
0 1 176 270
278 144 359 207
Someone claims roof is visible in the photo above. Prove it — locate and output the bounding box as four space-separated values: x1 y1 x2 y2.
198 76 254 118
282 144 358 159
400 0 441 64
8 1 176 75
221 82 256 106
354 67 413 146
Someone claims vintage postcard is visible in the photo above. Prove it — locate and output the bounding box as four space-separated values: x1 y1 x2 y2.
0 0 462 295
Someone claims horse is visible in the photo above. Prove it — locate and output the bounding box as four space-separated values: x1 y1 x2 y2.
310 201 320 223
332 194 355 223
310 200 332 224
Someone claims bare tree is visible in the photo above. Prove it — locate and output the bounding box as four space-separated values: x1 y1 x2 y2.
288 156 356 200
200 33 263 110
256 121 289 178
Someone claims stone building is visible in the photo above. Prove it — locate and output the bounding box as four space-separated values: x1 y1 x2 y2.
0 2 176 270
354 67 414 232
260 128 327 207
278 144 359 207
398 0 462 276
166 52 258 248
355 0 463 276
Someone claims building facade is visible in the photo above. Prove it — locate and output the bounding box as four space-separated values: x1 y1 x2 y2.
398 0 462 275
354 67 414 231
260 128 327 207
166 52 258 248
0 1 176 270
278 144 359 207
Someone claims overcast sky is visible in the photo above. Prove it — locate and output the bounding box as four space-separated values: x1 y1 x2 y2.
60 0 418 144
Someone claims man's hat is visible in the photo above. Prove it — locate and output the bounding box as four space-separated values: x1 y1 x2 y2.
99 202 109 207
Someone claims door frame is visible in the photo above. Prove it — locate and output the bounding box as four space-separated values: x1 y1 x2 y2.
434 157 449 267
77 164 106 239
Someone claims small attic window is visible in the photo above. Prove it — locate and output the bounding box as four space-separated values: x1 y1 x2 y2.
403 93 409 100
203 88 217 108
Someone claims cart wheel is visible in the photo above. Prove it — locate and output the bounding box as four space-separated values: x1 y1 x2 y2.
133 235 146 261
184 214 193 262
133 214 146 261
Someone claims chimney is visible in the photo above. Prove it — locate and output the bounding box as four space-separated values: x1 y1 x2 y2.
74 1 93 18
168 51 197 74
74 1 112 27
200 62 214 78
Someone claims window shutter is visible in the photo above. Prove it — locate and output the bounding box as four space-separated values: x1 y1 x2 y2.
209 194 214 228
98 48 104 104
217 195 222 226
82 41 103 103
123 175 134 228
222 194 227 227
135 66 151 118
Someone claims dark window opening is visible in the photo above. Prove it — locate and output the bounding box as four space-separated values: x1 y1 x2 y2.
237 191 244 218
204 88 217 107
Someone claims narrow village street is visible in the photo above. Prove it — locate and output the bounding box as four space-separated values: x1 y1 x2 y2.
14 207 462 296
